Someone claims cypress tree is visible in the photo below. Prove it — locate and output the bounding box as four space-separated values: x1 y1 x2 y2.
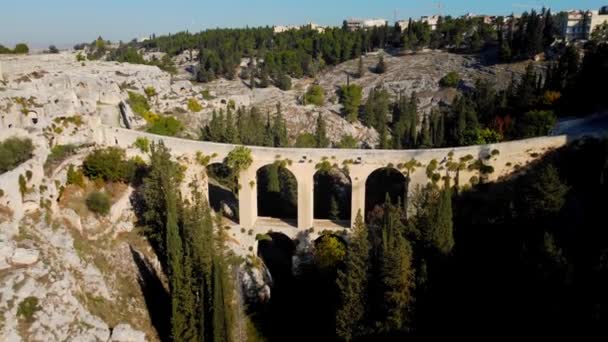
357 55 365 78
224 108 238 144
336 211 370 341
315 113 330 148
272 103 289 147
432 180 455 255
329 195 340 220
378 202 415 333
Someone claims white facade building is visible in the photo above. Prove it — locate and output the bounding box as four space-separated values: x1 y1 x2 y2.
420 15 441 31
344 18 388 30
562 8 608 40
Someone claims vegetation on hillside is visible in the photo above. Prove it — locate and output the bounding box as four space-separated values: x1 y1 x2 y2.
0 137 34 174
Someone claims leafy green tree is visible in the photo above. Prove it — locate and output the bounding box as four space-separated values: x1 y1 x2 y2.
315 235 346 273
271 103 289 147
13 43 29 54
0 137 34 174
336 211 370 341
276 71 292 90
304 85 325 106
514 110 556 138
439 71 460 88
340 84 363 123
147 116 183 136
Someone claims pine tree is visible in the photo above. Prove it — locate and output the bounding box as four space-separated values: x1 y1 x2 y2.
336 211 370 341
315 113 330 148
263 113 274 147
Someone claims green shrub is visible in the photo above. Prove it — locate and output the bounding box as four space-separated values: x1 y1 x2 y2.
144 86 157 99
515 110 557 138
25 170 33 180
188 98 202 112
146 116 183 136
19 174 27 197
255 233 272 241
337 134 358 149
86 191 111 215
439 71 460 88
17 297 40 322
295 133 317 148
201 89 214 100
0 137 34 174
304 85 325 106
133 137 150 153
76 52 86 62
13 43 29 54
82 147 130 182
66 164 85 188
127 91 158 122
44 144 78 174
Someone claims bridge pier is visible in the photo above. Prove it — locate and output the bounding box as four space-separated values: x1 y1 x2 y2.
292 165 315 230
238 168 258 229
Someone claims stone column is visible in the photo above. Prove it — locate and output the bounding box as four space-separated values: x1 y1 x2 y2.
349 167 372 227
238 168 257 229
292 165 315 230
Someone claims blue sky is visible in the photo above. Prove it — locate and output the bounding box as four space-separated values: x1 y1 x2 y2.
1 0 607 48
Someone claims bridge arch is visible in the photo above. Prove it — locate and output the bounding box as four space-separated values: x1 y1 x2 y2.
257 232 296 286
206 162 239 222
313 166 351 226
256 163 298 225
365 167 408 220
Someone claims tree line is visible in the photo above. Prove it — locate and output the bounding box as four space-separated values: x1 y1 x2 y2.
135 141 259 341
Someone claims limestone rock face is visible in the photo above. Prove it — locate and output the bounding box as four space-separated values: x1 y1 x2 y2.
10 247 39 266
110 323 147 342
240 262 272 304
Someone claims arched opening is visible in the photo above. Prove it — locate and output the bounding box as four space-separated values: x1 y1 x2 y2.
257 232 296 286
313 167 351 226
365 167 408 220
256 163 297 224
207 162 239 222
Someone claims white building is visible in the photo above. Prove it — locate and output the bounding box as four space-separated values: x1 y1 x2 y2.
562 8 608 40
344 18 388 30
396 20 410 31
273 22 326 33
420 15 441 31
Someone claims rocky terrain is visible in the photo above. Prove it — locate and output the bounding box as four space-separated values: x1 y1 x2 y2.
0 48 532 341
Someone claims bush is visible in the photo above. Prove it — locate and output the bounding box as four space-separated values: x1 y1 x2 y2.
13 43 29 54
295 133 317 148
187 98 202 112
440 71 460 88
0 137 34 174
76 52 86 62
133 137 150 153
376 55 386 74
19 174 27 197
82 147 130 182
146 116 183 136
86 191 111 215
337 134 358 149
17 297 40 322
67 164 85 188
515 110 557 138
304 85 325 106
48 45 59 54
276 73 292 91
144 86 157 99
44 144 78 173
127 91 158 123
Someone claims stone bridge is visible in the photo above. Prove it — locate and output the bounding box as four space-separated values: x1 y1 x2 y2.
96 126 569 233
